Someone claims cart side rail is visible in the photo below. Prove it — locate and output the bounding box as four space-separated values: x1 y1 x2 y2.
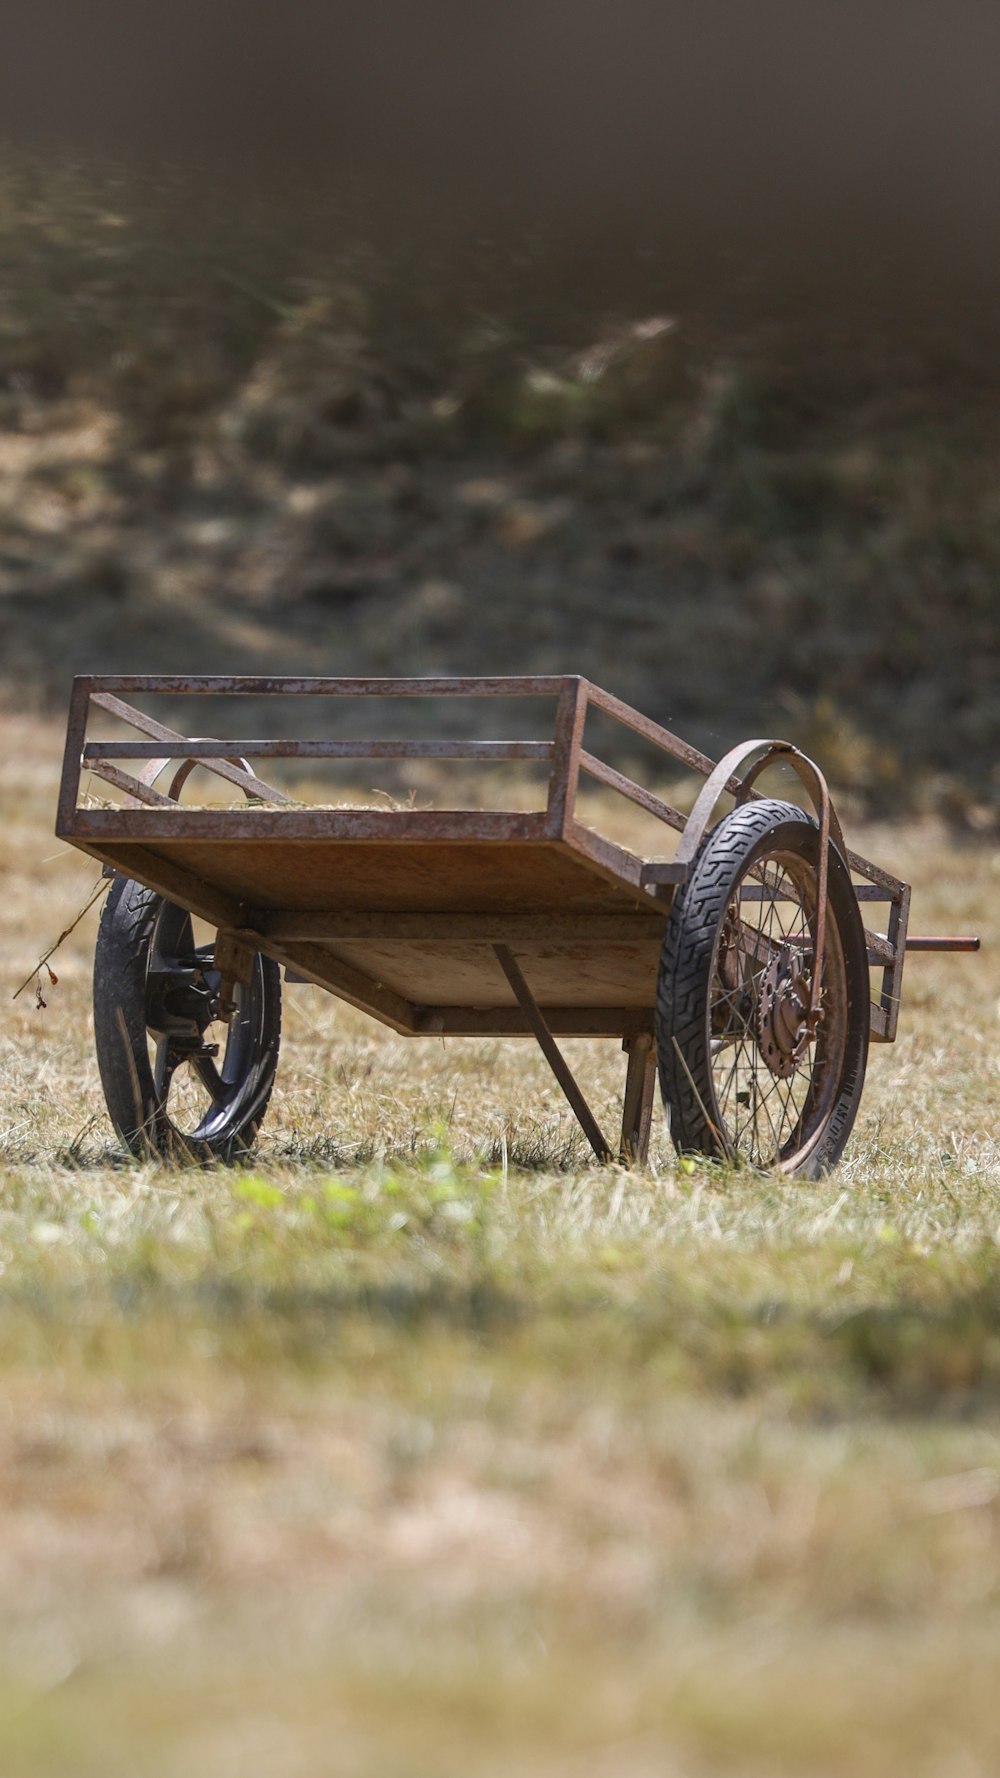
60 673 726 846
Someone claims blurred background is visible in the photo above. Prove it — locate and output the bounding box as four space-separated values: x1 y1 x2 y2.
1 0 999 819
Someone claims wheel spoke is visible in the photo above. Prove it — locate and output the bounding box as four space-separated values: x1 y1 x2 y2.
732 1046 759 1154
772 1071 802 1148
755 1069 796 1159
149 911 196 976
152 1036 176 1102
717 1038 749 1115
190 1051 230 1107
709 845 832 1165
746 1072 777 1163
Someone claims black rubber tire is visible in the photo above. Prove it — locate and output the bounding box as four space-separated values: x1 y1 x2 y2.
656 798 869 1177
93 876 281 1161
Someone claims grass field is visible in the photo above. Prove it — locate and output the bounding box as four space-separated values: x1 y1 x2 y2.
0 713 998 1775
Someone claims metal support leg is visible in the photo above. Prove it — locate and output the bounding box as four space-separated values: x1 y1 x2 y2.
620 1033 657 1165
493 944 613 1162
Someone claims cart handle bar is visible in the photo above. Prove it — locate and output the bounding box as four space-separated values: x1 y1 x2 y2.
905 936 981 952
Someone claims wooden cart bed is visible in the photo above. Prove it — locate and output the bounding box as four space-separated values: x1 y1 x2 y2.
56 675 925 1165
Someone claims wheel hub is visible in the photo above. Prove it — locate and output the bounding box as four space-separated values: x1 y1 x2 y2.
756 945 814 1078
145 961 227 1047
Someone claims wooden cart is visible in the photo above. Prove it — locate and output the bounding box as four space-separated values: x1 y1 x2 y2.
56 675 978 1175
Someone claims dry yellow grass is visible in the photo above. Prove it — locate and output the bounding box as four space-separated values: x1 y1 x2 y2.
2 712 1000 1777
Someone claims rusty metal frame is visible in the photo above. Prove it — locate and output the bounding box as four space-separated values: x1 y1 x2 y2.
492 944 613 1162
56 673 969 1162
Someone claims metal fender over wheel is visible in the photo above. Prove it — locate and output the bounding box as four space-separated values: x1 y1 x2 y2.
656 799 869 1177
93 876 281 1161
